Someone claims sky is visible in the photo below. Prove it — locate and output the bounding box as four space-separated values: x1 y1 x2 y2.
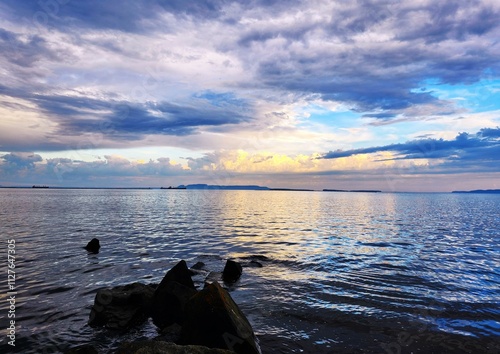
0 0 499 191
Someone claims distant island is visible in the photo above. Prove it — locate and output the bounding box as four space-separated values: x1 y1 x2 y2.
179 184 269 190
323 189 381 193
452 189 500 194
32 185 49 188
169 185 381 192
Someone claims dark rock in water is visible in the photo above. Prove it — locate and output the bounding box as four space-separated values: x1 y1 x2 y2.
64 344 98 354
246 261 263 268
84 238 100 253
222 260 242 283
151 280 197 328
190 261 207 275
191 261 205 270
151 260 198 329
244 255 269 262
88 282 155 330
204 271 222 287
116 340 236 354
159 260 196 289
181 282 261 354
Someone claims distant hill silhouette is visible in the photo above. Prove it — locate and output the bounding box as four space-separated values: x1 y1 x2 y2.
182 184 269 190
452 189 500 194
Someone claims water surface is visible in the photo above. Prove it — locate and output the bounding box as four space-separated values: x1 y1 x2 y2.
0 189 499 353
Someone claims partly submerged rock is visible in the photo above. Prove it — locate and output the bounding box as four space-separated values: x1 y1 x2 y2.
84 238 100 254
190 261 207 276
222 260 242 283
191 261 205 270
88 282 155 330
151 260 198 329
245 261 263 268
204 271 222 287
181 282 261 354
116 340 236 354
158 260 196 289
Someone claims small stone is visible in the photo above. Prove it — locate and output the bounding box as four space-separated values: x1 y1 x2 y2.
84 238 100 254
246 261 263 268
222 260 242 283
191 261 205 270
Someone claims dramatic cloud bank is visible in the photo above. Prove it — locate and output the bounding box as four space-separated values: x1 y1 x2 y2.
1 0 499 190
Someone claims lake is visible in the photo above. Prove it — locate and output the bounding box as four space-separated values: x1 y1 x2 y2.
0 189 499 353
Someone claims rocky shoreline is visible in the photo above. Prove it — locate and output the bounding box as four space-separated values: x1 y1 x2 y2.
66 257 262 354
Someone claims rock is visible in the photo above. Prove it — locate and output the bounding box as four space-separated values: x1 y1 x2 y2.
158 260 196 289
84 238 100 253
151 260 198 329
204 271 222 287
151 281 197 328
116 340 236 354
222 260 242 283
88 282 155 330
191 261 205 270
245 261 263 268
157 323 183 343
190 261 207 275
64 344 98 354
181 282 261 354
248 255 269 262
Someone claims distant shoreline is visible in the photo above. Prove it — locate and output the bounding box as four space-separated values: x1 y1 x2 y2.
1 185 499 194
452 189 500 194
0 184 362 192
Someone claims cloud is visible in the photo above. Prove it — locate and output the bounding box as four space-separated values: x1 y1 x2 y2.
321 127 500 172
1 90 253 143
2 0 499 122
0 153 190 186
0 28 60 67
479 126 500 138
1 152 42 167
229 0 500 118
0 152 43 177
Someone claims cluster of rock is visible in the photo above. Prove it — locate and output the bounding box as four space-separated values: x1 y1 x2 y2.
84 259 261 354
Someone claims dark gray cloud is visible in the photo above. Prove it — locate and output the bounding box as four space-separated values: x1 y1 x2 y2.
395 1 500 43
0 27 61 67
1 152 43 174
322 128 500 170
2 1 159 32
2 90 252 141
1 0 234 33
